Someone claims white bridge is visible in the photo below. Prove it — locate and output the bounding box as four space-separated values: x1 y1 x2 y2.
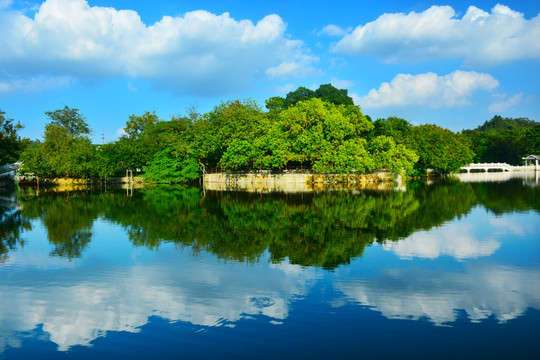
461 163 537 173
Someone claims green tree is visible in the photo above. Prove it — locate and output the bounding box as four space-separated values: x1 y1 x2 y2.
314 83 354 106
107 111 162 173
284 86 315 107
265 84 355 110
144 117 200 183
20 106 97 178
45 105 91 137
463 117 539 165
370 116 413 142
276 98 374 172
368 136 418 175
265 96 287 112
124 111 159 139
0 109 24 164
405 124 474 174
473 115 537 132
196 99 271 170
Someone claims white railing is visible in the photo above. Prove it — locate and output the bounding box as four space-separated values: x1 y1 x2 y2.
461 162 537 172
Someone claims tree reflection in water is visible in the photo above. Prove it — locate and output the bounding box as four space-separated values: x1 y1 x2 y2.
1 177 538 267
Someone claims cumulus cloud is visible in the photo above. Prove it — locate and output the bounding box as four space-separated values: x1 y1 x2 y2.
0 0 13 10
337 264 540 326
318 24 350 37
333 4 540 66
0 247 318 351
358 70 499 109
0 0 317 96
383 223 500 260
488 93 526 112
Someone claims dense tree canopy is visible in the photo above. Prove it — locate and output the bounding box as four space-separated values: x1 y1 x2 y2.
266 84 355 110
20 107 96 178
45 105 91 137
9 90 538 182
463 115 539 165
0 109 25 165
405 124 474 174
473 115 537 132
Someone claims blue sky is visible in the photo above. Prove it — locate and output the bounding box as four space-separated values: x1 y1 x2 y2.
1 0 539 143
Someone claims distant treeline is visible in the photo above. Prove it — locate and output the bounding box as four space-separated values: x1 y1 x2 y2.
1 84 538 182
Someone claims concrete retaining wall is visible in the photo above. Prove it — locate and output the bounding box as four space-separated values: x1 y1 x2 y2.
204 172 402 192
15 176 145 190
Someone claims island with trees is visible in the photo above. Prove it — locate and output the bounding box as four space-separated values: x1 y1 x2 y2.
1 84 538 185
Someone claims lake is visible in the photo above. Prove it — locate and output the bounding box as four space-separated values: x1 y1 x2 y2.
1 174 539 359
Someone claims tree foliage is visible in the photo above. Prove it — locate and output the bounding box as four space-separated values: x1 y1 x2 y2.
266 84 355 110
370 116 413 141
0 109 24 165
463 116 539 165
405 124 474 174
143 117 200 182
368 136 418 175
45 106 91 137
473 115 537 132
20 106 96 178
20 87 536 182
274 98 374 172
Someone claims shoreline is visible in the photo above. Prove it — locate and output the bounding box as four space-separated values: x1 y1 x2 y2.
203 171 404 192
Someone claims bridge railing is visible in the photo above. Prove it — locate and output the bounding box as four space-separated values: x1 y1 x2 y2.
466 162 512 167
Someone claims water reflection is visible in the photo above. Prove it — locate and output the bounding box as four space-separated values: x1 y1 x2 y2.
383 222 501 260
454 170 539 186
3 177 538 267
0 178 539 356
0 246 319 351
337 264 540 326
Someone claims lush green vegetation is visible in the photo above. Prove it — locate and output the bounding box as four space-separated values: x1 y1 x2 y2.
2 177 538 266
0 109 26 165
463 115 540 165
2 84 538 182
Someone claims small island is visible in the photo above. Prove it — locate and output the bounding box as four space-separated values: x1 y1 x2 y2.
1 85 539 187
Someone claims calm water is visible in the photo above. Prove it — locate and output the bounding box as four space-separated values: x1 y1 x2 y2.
0 175 539 359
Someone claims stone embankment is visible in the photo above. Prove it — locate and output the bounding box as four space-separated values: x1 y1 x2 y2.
15 176 144 190
203 171 403 192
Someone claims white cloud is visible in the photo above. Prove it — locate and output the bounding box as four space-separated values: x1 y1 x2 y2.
0 0 13 10
488 93 525 112
276 83 295 95
0 247 318 351
0 0 317 96
115 128 126 137
358 70 499 109
337 264 540 326
318 24 350 37
333 4 540 66
383 223 500 260
0 75 73 93
349 92 362 106
489 216 528 236
266 62 302 78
